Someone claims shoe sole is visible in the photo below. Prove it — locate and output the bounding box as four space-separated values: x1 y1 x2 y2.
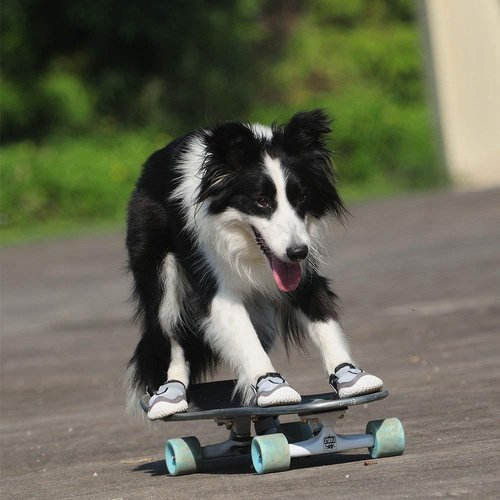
338 376 383 399
147 399 189 420
257 387 302 407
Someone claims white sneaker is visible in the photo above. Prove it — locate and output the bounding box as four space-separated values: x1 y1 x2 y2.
329 363 383 398
253 373 301 407
146 380 188 420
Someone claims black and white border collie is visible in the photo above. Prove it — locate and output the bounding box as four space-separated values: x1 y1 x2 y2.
126 110 383 420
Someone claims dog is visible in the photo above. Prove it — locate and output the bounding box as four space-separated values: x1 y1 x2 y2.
126 110 383 420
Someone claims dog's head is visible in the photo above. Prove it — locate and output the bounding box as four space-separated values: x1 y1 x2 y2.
198 109 346 292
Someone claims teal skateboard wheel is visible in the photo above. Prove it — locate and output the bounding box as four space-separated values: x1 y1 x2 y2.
366 418 405 458
165 436 202 476
277 421 313 443
251 433 291 474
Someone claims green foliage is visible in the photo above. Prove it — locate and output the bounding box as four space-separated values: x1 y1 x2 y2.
0 0 445 239
0 0 270 138
0 78 35 134
39 70 95 131
250 1 443 188
1 130 170 227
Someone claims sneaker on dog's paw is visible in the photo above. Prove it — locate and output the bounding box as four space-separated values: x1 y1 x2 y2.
254 373 301 407
329 363 383 398
147 380 188 420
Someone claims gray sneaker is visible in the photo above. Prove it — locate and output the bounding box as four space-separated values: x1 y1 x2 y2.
329 363 383 398
147 380 189 420
253 373 301 407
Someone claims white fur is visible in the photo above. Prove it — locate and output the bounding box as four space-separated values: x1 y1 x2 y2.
159 253 188 327
165 338 190 386
198 209 286 297
300 313 353 374
158 254 190 386
248 155 310 261
203 288 276 403
170 134 208 232
249 123 273 140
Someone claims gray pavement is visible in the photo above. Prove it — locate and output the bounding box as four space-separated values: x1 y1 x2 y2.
1 188 500 499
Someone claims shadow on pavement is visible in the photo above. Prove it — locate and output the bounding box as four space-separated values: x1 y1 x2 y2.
134 452 371 476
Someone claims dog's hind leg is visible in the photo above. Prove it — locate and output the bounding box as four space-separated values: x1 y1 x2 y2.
158 254 190 387
144 254 192 420
204 288 301 406
164 338 190 386
293 274 383 398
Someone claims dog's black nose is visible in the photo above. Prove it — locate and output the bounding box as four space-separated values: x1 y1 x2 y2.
286 244 309 262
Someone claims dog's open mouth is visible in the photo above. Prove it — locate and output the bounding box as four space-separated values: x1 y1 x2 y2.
252 228 302 292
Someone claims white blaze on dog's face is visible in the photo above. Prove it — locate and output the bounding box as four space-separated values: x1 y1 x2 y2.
246 155 310 293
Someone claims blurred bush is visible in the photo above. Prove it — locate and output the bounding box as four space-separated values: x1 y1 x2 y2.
38 70 95 131
0 0 444 238
0 130 170 228
249 0 442 188
1 0 269 138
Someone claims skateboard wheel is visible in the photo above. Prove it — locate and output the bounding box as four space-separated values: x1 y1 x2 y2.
165 436 202 476
251 433 290 474
366 418 405 459
277 422 313 443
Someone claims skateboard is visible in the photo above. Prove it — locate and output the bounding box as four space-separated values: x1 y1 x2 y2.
140 380 405 475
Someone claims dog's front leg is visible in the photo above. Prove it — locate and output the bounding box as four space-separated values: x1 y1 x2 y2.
306 317 353 375
205 288 301 405
296 275 383 398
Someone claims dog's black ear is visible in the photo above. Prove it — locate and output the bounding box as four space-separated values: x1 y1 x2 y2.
206 122 259 168
280 110 347 223
198 123 259 203
282 109 332 151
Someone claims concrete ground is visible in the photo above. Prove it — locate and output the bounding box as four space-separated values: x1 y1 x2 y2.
1 188 499 499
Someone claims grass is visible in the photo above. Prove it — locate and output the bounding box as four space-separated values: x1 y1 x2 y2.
0 216 124 246
1 128 169 245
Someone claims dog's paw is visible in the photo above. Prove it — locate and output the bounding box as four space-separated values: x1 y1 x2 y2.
146 380 189 420
254 373 302 407
329 364 383 398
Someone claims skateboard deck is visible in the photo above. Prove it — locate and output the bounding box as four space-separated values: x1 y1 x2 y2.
142 379 389 421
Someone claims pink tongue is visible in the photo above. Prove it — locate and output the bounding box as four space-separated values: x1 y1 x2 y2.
270 255 302 292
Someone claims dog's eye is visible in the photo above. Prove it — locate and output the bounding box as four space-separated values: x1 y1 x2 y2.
256 197 270 208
